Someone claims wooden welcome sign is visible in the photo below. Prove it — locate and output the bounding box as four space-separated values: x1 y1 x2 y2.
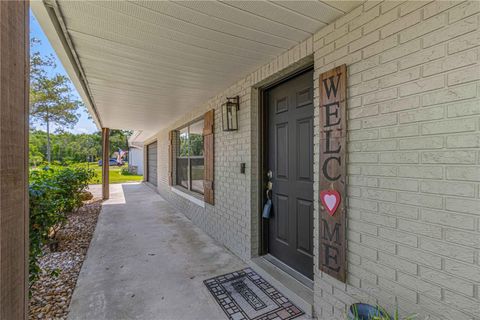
318 65 347 282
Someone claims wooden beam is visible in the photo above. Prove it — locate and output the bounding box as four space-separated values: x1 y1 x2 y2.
102 128 110 200
203 110 215 205
0 1 29 318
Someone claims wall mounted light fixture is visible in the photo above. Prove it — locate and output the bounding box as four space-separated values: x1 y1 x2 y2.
221 96 240 131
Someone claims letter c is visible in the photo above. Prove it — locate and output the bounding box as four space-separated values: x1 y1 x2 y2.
322 156 341 181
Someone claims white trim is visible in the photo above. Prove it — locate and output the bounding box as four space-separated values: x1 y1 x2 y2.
171 187 205 208
128 130 144 147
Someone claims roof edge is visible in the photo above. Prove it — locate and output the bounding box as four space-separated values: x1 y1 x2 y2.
31 0 102 130
128 130 144 147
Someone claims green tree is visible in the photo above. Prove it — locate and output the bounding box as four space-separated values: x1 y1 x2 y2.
189 134 204 156
30 39 83 162
178 133 203 157
29 130 100 164
28 130 133 165
109 129 132 157
29 142 44 167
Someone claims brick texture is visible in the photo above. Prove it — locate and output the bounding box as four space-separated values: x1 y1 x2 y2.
313 1 480 319
143 1 480 319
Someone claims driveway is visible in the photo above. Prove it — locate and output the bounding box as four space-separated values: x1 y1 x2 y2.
69 183 245 320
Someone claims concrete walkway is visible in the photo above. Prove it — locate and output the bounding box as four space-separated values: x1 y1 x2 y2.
69 183 245 320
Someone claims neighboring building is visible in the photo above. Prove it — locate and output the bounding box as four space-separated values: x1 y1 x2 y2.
128 134 144 175
128 145 144 175
34 1 480 319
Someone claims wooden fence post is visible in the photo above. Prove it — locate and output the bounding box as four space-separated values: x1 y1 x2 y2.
102 128 110 200
0 1 29 318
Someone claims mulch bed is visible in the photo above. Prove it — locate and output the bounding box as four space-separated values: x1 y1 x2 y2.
29 198 102 320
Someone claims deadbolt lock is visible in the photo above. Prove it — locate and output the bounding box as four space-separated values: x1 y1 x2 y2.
267 170 273 179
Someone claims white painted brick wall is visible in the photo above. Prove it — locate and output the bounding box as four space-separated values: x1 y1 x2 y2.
312 1 480 319
142 0 479 318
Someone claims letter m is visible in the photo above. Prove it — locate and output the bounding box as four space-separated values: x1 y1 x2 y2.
322 219 340 244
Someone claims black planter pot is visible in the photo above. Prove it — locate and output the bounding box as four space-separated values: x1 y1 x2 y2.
347 303 390 320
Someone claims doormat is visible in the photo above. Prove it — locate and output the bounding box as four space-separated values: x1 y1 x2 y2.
204 268 304 320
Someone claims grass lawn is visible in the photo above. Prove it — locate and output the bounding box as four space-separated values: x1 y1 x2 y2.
75 162 144 184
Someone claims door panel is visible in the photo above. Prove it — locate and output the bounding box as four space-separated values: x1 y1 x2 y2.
276 96 289 114
276 123 289 179
266 69 314 279
296 198 313 255
147 142 158 186
296 117 313 181
275 194 289 243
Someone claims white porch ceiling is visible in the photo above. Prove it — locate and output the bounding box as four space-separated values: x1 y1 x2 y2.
34 0 360 141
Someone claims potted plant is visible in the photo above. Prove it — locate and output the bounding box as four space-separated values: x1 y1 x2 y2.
347 303 417 320
348 303 389 320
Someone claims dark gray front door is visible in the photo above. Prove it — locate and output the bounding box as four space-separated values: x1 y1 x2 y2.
266 70 314 279
147 142 157 186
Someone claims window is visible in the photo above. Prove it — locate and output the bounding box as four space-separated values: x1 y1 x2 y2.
176 119 204 194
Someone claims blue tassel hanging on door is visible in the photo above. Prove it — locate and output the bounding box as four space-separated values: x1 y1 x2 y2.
262 188 272 219
262 199 272 219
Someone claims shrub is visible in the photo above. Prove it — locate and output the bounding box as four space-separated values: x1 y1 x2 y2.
348 304 418 320
120 166 130 175
29 166 94 285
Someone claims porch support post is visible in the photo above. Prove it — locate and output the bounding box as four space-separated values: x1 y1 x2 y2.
0 1 29 319
102 128 110 200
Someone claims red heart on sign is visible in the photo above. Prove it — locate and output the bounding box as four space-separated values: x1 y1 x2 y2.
320 190 341 216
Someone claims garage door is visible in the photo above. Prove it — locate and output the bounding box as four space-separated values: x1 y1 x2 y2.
147 142 157 186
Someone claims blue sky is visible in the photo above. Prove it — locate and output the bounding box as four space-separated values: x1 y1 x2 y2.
30 11 98 134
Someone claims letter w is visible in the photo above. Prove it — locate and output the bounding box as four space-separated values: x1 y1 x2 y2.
322 74 340 99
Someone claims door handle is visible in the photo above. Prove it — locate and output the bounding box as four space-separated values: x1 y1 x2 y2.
266 170 273 200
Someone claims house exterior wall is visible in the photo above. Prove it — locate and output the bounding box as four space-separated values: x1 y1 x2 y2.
312 1 479 319
144 1 480 319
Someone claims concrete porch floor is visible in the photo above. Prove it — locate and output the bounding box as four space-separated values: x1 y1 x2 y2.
68 183 246 320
